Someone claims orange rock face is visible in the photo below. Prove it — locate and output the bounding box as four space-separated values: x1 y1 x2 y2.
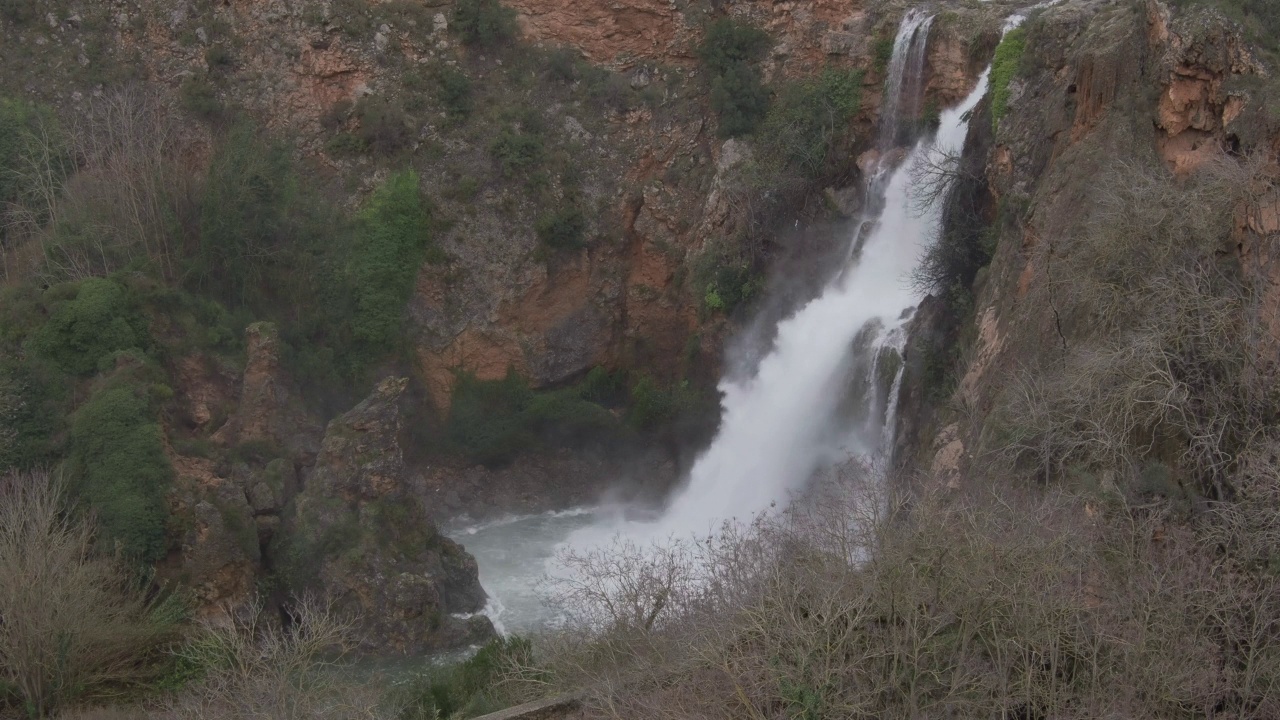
507 0 689 64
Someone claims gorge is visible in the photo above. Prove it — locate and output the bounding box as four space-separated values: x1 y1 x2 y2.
3 0 1280 717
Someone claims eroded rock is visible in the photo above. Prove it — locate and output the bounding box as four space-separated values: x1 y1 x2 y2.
278 377 493 654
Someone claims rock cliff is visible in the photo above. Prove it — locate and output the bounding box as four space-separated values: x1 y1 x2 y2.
895 0 1280 496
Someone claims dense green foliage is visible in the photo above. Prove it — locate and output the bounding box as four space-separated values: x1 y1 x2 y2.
28 279 150 376
193 125 299 304
436 65 474 118
698 19 772 137
452 0 517 47
68 378 173 563
445 369 625 466
490 127 545 176
534 205 586 251
990 28 1026 130
761 68 863 176
349 171 434 356
0 356 58 471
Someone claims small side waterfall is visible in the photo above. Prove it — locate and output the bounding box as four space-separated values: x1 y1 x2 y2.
878 9 936 153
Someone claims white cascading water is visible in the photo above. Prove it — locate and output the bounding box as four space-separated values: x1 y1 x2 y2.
456 7 1021 635
578 8 987 541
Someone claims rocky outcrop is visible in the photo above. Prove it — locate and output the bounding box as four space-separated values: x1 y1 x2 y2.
1149 0 1263 175
212 322 321 463
895 0 1280 487
279 376 494 653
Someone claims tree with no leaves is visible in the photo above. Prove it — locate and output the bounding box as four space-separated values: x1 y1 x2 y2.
0 469 176 717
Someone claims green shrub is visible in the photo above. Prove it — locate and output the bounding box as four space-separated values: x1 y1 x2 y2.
68 382 173 563
990 28 1026 131
445 370 534 466
356 96 413 154
872 34 895 73
534 206 587 251
436 65 473 118
324 131 367 155
0 0 37 25
395 636 537 719
698 19 772 137
180 75 223 119
28 278 150 377
453 0 517 47
0 358 59 472
490 128 544 175
349 171 433 357
193 125 298 304
205 45 234 71
587 71 641 114
628 375 671 430
547 47 582 83
760 68 862 176
445 369 627 466
699 19 772 76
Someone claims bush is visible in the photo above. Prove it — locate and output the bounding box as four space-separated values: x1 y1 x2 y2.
395 637 536 719
990 28 1026 130
165 596 376 719
872 34 895 73
534 206 587 251
193 124 298 304
68 381 173 563
436 65 473 118
0 0 37 24
760 68 862 176
349 171 433 358
28 278 150 377
445 369 626 466
995 157 1269 494
0 469 177 717
453 0 517 47
356 96 413 155
204 45 234 71
0 357 60 472
709 64 770 137
698 19 772 137
179 75 223 119
538 461 1280 719
490 128 544 176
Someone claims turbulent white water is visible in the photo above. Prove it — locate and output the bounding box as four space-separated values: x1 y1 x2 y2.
573 10 991 543
455 7 1015 635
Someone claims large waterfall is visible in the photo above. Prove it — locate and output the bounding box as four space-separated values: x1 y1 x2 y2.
458 8 1004 634
582 9 988 541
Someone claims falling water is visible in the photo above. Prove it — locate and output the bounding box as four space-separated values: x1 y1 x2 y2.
459 8 1019 634
625 8 989 539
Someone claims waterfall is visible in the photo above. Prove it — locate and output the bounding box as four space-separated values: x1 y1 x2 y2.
562 9 1002 546
878 9 935 153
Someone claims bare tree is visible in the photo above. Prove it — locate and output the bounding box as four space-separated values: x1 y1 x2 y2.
165 596 387 720
0 468 176 717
